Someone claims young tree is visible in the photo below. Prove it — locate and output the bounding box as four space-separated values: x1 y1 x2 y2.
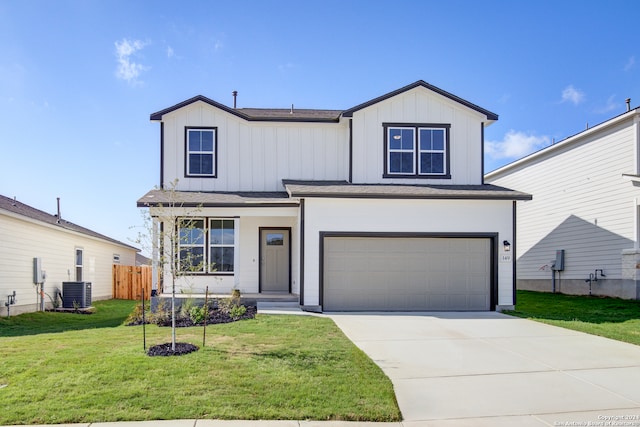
135 179 204 351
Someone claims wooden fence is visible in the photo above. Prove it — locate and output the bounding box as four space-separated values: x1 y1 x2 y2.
112 265 152 300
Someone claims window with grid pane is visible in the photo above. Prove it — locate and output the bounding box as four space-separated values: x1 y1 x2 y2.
177 219 205 272
186 128 216 177
384 124 449 178
209 219 235 272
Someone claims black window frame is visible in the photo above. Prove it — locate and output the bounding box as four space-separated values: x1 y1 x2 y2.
383 123 451 179
184 127 218 178
174 217 236 276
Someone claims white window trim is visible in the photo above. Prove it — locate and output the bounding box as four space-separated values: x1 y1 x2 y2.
75 247 83 281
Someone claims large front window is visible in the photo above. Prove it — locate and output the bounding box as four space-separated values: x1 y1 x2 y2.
186 128 217 177
209 219 235 272
178 219 205 272
384 124 450 178
176 218 235 274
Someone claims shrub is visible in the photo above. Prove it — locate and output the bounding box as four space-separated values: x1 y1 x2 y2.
189 305 208 324
228 305 247 319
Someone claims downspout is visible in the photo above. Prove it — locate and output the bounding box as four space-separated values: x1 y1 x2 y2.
512 200 517 306
160 122 165 189
299 198 305 307
348 118 353 183
481 122 485 184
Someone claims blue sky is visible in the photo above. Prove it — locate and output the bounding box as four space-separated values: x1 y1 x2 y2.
1 0 639 252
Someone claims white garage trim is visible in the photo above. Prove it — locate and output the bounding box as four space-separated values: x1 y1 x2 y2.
320 232 498 311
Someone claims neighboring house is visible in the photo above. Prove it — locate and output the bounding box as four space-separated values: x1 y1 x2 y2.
0 195 138 315
486 105 640 299
138 80 530 312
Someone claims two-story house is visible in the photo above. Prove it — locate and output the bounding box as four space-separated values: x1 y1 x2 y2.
486 105 640 299
138 81 530 312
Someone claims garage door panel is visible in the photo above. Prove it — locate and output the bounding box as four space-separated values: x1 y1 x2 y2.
323 236 492 311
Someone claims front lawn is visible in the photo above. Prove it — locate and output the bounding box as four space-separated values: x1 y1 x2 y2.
505 290 640 345
0 300 400 425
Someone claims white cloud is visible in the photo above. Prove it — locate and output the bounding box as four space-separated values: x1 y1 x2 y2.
114 38 149 84
166 46 174 58
561 85 585 105
486 130 551 160
624 55 635 72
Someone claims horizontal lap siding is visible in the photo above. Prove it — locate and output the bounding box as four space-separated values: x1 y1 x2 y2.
0 214 136 313
488 120 636 279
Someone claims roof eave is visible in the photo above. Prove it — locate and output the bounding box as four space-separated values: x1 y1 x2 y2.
342 80 499 121
486 107 640 179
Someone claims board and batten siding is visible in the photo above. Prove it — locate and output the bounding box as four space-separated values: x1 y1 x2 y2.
161 101 349 192
350 87 487 185
301 198 514 308
487 117 638 282
0 212 136 315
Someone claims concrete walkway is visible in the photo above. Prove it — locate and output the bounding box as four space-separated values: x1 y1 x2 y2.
329 311 640 426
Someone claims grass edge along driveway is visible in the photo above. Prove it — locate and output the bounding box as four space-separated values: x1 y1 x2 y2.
0 300 401 425
505 290 640 346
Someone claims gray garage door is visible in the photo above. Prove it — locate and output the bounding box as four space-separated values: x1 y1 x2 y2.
323 236 492 311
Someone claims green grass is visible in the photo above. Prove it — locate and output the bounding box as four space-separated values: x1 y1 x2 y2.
0 300 400 425
505 290 640 345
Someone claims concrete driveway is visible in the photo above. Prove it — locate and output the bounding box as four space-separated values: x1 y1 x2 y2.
329 311 640 426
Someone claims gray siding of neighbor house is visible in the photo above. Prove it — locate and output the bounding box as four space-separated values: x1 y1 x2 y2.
486 113 640 299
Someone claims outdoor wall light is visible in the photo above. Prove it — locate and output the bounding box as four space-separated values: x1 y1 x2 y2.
503 240 511 252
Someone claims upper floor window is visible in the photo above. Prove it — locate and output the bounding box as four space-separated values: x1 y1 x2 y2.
384 124 451 179
185 127 217 177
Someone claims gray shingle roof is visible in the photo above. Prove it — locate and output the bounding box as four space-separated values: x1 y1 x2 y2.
137 189 297 208
0 194 138 250
282 180 532 200
150 80 497 123
150 95 341 122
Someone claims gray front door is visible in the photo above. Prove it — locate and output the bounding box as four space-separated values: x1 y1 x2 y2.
260 229 290 292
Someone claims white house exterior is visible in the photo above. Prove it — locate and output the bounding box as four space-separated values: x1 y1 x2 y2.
485 106 640 299
139 81 530 311
0 195 138 315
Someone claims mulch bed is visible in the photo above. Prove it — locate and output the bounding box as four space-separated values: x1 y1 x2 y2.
147 342 199 357
155 305 257 327
127 305 257 327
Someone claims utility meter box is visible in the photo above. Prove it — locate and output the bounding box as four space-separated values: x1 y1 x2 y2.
33 257 45 284
551 250 565 271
